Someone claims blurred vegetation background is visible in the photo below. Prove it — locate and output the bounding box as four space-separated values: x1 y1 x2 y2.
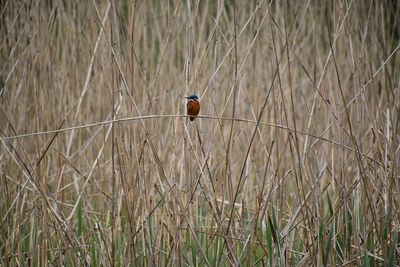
1 0 400 266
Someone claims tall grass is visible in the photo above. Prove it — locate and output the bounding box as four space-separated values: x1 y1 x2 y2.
1 0 400 266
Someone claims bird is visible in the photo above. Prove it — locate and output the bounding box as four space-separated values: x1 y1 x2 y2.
185 94 200 121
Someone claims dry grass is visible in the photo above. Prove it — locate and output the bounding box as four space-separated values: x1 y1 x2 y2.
1 0 400 266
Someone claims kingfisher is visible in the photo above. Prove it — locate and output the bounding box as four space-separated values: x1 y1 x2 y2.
185 94 200 121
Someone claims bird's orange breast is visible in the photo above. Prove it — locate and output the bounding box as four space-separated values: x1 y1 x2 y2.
187 100 200 120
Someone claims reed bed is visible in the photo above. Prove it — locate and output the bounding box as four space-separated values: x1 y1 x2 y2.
1 0 400 266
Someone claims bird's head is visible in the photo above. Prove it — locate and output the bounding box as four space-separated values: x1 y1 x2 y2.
185 94 199 101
